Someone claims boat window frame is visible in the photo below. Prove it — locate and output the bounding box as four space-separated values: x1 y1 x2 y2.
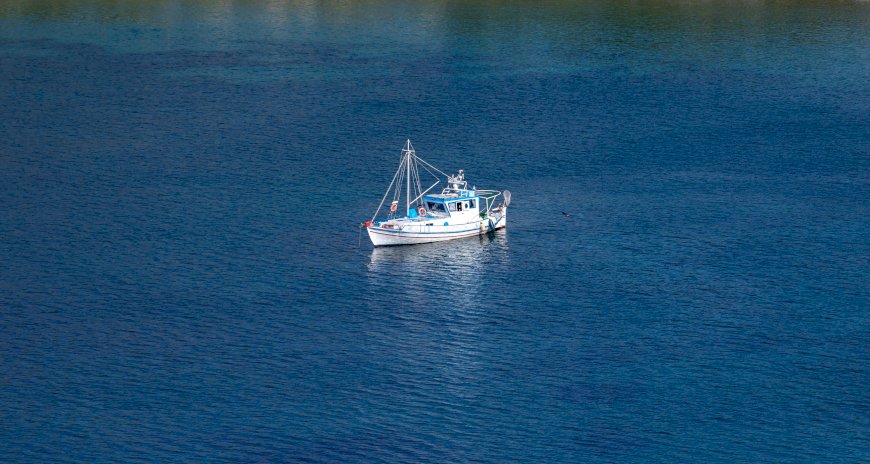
426 201 447 213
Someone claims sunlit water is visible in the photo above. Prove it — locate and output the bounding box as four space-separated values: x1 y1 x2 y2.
1 1 868 462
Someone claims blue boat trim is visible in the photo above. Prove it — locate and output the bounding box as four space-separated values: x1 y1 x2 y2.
423 195 480 203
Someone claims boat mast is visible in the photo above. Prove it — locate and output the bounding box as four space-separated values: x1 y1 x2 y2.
370 139 450 223
405 139 412 216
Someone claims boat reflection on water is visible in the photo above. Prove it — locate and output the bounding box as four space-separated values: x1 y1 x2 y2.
365 231 510 389
367 230 509 297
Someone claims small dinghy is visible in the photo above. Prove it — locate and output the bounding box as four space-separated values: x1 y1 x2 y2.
363 140 510 247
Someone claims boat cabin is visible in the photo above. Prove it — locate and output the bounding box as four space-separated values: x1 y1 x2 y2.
422 190 479 219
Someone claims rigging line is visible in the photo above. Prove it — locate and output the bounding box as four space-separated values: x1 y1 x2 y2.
408 158 416 206
414 152 441 191
411 180 441 205
396 151 409 202
419 165 428 197
415 156 449 178
410 151 416 209
392 160 400 201
417 156 425 188
371 154 406 222
418 160 440 181
416 159 447 179
406 152 414 201
393 164 405 205
391 163 405 216
417 158 438 177
393 157 408 217
409 154 418 201
413 155 424 204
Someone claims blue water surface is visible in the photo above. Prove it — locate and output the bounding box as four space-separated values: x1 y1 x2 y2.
1 1 868 462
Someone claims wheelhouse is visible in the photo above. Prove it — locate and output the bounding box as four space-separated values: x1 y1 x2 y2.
423 191 480 217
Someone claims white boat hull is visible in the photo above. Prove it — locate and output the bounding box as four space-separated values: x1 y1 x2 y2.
368 215 506 247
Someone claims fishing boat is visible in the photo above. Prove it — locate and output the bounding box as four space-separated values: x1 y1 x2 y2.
363 140 510 247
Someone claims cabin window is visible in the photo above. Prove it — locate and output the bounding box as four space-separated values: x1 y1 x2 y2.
448 202 457 211
457 202 463 211
426 202 447 213
469 199 476 209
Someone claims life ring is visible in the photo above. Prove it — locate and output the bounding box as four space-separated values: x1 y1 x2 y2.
418 207 427 216
389 202 398 212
